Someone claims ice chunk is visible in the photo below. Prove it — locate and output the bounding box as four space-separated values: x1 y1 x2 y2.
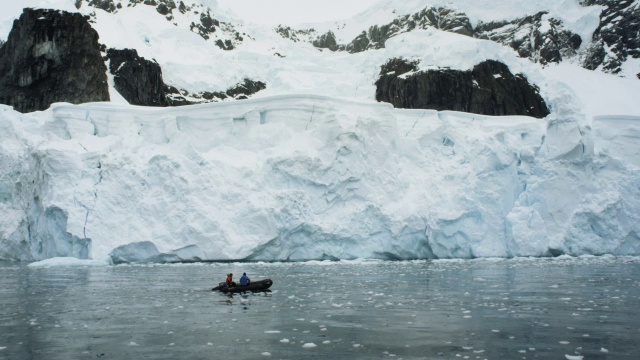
28 257 109 267
109 241 179 264
170 245 205 262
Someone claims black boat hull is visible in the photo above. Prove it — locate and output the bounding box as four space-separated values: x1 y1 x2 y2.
212 279 273 293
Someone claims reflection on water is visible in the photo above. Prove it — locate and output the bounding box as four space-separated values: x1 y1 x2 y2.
1 257 639 359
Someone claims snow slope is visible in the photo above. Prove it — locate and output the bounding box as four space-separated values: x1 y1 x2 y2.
0 0 639 261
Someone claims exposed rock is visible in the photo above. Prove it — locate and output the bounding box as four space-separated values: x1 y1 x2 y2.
226 79 267 98
0 8 109 113
155 0 176 15
178 1 188 14
579 0 640 74
106 48 167 106
292 5 578 65
375 58 549 118
312 31 342 52
345 32 370 53
475 12 582 65
165 78 267 106
582 40 607 70
344 7 472 53
275 25 317 43
105 47 265 106
87 0 117 13
190 11 219 40
78 0 243 48
215 39 234 51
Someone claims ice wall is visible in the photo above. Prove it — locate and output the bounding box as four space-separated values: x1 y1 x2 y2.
0 95 639 262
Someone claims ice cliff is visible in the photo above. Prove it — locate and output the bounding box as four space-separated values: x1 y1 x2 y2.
1 94 639 262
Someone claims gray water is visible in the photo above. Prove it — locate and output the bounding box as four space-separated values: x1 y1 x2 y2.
1 257 639 360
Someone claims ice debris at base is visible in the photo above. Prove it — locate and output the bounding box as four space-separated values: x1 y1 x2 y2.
0 95 639 262
27 257 110 267
108 241 206 264
565 355 584 360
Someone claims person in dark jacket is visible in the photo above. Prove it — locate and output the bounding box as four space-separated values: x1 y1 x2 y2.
239 272 250 286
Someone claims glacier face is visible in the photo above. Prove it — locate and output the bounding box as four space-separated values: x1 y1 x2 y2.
1 95 638 262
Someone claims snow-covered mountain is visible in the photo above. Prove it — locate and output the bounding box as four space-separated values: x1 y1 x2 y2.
0 0 639 262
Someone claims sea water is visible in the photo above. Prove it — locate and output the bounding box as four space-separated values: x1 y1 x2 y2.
1 257 639 359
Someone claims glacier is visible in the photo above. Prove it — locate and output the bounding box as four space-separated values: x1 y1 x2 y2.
1 94 639 262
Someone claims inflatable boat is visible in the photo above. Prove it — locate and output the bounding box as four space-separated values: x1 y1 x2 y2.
212 278 273 293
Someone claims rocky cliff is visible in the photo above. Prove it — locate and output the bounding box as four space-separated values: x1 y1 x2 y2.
107 48 168 106
76 0 246 50
0 8 109 113
375 59 550 118
580 0 640 74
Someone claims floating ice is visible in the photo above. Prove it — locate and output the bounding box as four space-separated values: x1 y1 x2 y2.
27 257 109 267
565 355 583 360
302 343 317 348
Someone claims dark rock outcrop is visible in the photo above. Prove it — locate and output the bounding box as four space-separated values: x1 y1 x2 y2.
579 0 640 74
345 7 472 53
375 58 549 118
0 8 109 113
215 39 234 51
106 48 167 106
475 12 582 65
312 31 341 51
165 79 267 106
274 25 317 42
190 11 219 40
77 0 244 48
106 48 266 106
285 5 580 66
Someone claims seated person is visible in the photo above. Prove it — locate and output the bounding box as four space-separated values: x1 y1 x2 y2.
239 272 250 286
226 273 236 287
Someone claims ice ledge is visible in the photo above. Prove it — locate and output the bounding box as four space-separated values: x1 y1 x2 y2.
1 95 639 262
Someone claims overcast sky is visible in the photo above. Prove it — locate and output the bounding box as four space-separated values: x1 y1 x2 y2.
215 0 374 24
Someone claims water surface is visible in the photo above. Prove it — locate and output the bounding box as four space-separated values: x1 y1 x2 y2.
1 257 639 359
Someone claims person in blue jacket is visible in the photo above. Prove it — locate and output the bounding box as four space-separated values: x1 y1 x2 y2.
239 272 250 286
